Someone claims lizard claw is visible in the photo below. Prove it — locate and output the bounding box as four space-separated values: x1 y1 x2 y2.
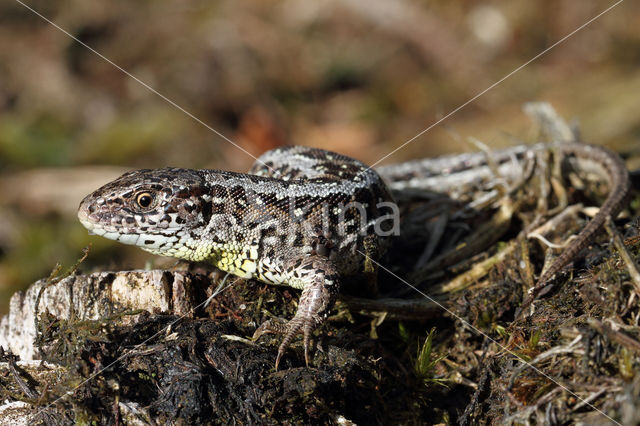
254 315 314 370
253 254 339 370
252 318 287 340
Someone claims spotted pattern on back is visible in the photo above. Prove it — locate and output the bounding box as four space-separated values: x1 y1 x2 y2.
78 147 395 286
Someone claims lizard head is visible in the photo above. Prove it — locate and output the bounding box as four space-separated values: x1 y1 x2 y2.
78 168 212 255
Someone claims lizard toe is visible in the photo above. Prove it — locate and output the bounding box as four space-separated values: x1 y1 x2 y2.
252 318 288 341
254 315 318 370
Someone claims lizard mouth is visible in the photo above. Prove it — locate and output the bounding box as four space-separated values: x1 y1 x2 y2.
77 199 181 249
77 202 106 234
77 205 99 234
78 213 143 245
77 202 127 241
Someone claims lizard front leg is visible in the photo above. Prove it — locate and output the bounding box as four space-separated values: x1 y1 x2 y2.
253 254 340 369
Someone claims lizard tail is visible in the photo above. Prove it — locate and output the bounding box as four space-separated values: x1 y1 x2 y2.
536 143 630 285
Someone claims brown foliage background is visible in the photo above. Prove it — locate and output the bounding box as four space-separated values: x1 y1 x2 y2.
0 0 639 312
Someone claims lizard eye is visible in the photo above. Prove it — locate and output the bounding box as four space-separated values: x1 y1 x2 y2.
136 192 154 209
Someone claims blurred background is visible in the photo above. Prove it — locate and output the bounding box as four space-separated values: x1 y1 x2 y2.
0 0 639 313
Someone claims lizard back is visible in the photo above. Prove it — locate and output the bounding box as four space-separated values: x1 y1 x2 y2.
77 147 396 286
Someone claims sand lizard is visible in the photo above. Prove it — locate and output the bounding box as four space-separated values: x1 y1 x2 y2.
77 143 630 367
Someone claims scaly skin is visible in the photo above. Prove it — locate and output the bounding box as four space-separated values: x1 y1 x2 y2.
78 143 630 366
78 146 395 368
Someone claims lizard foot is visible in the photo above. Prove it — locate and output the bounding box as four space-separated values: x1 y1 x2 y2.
253 313 320 370
253 254 339 370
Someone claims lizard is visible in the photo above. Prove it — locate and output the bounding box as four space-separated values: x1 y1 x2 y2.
77 142 630 368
